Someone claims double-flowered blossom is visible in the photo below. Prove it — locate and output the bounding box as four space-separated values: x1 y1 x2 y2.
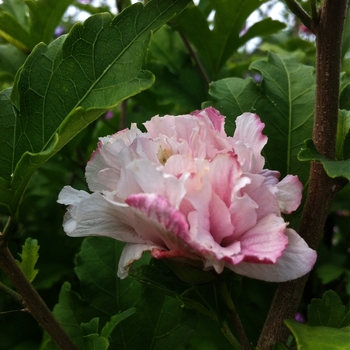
58 108 316 282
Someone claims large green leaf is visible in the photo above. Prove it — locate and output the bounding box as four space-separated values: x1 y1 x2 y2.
298 139 350 180
0 0 191 215
74 237 197 349
285 319 350 350
251 52 315 183
205 52 315 185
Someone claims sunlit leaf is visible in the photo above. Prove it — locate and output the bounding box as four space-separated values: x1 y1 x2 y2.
285 319 350 350
16 237 39 283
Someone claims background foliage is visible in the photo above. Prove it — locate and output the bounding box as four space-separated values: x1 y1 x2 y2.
0 0 349 349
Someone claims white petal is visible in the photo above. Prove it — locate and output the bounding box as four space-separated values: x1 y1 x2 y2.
230 228 317 282
57 186 90 205
118 243 161 279
275 175 303 214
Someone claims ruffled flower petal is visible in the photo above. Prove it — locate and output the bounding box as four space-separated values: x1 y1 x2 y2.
229 229 317 282
230 113 267 173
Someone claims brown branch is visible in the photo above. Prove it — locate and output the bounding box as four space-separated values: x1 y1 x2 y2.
257 1 349 349
0 237 78 350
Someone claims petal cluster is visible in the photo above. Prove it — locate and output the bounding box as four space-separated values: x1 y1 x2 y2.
58 108 316 282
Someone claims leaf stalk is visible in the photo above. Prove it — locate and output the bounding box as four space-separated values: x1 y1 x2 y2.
218 280 251 350
284 0 313 32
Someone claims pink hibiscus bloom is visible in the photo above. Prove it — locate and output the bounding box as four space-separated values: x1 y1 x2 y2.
58 107 316 282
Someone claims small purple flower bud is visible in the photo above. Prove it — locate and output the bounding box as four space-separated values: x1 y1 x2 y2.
105 110 114 120
295 312 305 323
54 26 65 38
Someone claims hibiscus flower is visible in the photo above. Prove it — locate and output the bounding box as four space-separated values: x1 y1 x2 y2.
58 107 316 282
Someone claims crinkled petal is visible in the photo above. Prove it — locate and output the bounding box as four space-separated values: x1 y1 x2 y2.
239 213 288 264
59 188 167 245
275 175 303 214
191 107 226 133
118 243 161 279
231 113 267 173
86 125 142 191
119 159 189 208
125 193 191 251
229 229 317 282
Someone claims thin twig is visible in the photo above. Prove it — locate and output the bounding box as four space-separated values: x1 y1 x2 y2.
309 0 318 22
1 216 16 241
0 281 23 305
284 0 314 33
178 31 211 87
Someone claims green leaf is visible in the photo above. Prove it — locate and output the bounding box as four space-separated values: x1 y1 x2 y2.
0 0 191 215
0 0 74 51
0 0 28 29
298 139 350 180
82 334 109 350
0 0 31 51
81 318 100 336
336 110 350 159
285 319 350 350
316 263 345 284
308 290 350 328
251 52 315 183
26 0 75 46
176 0 285 78
100 308 136 339
75 237 197 349
50 282 92 349
0 44 27 86
238 18 286 48
0 88 15 182
340 83 350 110
75 238 143 318
16 237 39 283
